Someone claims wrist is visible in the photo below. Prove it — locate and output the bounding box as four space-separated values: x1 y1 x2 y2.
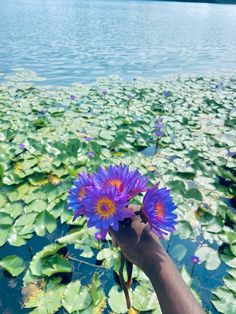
139 236 167 274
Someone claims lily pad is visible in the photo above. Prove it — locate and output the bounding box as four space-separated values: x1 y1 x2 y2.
0 255 25 276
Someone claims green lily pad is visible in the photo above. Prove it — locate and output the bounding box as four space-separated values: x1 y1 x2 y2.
41 254 72 277
108 285 130 314
212 288 236 314
0 255 25 276
62 281 92 313
34 211 57 236
195 246 221 270
175 220 193 239
132 285 159 311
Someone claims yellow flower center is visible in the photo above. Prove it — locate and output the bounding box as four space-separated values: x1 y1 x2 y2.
154 201 165 220
109 179 123 191
95 197 116 219
78 186 86 200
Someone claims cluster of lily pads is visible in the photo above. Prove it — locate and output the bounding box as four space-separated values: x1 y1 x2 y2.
0 69 235 313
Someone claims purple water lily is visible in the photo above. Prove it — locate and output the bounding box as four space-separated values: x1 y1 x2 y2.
84 186 132 235
155 117 164 138
84 136 92 142
215 83 223 91
94 164 148 199
95 231 103 240
141 185 177 238
19 143 27 150
227 150 235 158
155 130 164 137
191 255 200 264
155 118 164 129
70 95 76 100
101 89 108 96
163 90 171 97
67 173 94 219
87 151 95 158
127 94 135 100
67 164 177 240
230 107 236 115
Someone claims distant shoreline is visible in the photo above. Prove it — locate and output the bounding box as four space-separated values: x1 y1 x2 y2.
152 0 236 4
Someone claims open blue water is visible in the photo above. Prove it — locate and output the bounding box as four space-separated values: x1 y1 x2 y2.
1 0 236 85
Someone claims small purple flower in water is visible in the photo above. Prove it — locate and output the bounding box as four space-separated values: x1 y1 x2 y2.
227 150 235 158
191 255 200 264
37 110 46 117
127 94 135 100
155 130 164 137
87 151 95 158
84 136 92 142
155 118 164 129
215 83 223 91
155 117 164 138
163 90 171 97
230 107 236 115
101 90 108 96
70 95 76 100
19 143 27 150
95 231 103 240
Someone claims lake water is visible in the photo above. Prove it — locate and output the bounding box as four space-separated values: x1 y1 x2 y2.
1 0 236 85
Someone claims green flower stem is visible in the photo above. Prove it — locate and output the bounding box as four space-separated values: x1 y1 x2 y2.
68 256 107 269
119 253 131 309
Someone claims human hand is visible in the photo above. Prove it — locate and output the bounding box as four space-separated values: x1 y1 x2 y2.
109 205 166 272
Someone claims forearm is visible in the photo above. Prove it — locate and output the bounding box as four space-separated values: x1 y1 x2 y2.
109 215 205 314
142 241 205 314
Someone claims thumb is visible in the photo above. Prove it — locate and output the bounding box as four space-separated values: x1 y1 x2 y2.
108 228 118 247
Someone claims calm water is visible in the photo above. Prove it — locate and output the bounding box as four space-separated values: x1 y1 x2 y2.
1 0 236 85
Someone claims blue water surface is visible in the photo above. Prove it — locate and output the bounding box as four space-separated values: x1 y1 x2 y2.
1 0 236 84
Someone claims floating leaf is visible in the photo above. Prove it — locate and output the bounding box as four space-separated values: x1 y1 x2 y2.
220 248 236 268
108 285 129 314
62 281 92 313
132 285 159 311
41 254 72 277
29 243 65 276
175 220 193 239
184 189 202 201
195 246 221 270
24 285 64 313
0 255 25 276
212 288 236 314
34 211 57 236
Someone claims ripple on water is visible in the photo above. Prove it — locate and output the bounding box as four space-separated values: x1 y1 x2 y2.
0 0 236 84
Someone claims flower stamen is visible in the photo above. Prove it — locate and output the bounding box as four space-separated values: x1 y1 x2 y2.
95 197 116 218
